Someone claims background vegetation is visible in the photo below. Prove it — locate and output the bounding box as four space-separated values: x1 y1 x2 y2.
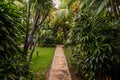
0 0 32 79
66 0 120 80
1 0 120 80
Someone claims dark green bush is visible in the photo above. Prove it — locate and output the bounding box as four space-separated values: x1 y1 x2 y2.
39 36 56 47
0 1 32 79
66 12 120 80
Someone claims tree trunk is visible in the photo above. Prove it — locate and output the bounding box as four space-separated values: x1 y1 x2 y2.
29 32 40 61
24 0 31 54
24 5 40 53
24 2 50 56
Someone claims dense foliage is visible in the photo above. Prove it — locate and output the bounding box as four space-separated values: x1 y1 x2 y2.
0 1 32 79
0 0 120 79
38 22 56 47
66 0 120 80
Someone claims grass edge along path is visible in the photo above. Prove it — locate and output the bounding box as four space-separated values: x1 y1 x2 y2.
30 47 55 80
64 48 80 80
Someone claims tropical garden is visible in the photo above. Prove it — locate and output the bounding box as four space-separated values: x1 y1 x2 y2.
0 0 120 80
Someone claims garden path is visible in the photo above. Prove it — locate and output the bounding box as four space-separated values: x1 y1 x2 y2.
48 45 72 80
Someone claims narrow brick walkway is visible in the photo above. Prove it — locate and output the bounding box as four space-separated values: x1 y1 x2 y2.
48 45 71 80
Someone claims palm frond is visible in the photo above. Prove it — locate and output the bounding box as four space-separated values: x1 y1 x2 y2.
95 0 110 17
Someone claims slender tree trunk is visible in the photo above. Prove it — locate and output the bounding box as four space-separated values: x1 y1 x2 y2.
24 2 50 56
37 10 50 27
28 10 49 61
25 5 40 52
24 0 30 54
29 31 40 61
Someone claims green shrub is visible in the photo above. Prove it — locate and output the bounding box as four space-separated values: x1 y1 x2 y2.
0 1 32 79
66 12 120 80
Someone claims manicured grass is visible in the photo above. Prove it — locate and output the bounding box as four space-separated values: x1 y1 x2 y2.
30 47 55 80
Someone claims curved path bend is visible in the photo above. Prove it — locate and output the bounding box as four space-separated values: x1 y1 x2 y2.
48 45 71 80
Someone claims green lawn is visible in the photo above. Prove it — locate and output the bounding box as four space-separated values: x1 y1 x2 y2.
30 47 55 80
